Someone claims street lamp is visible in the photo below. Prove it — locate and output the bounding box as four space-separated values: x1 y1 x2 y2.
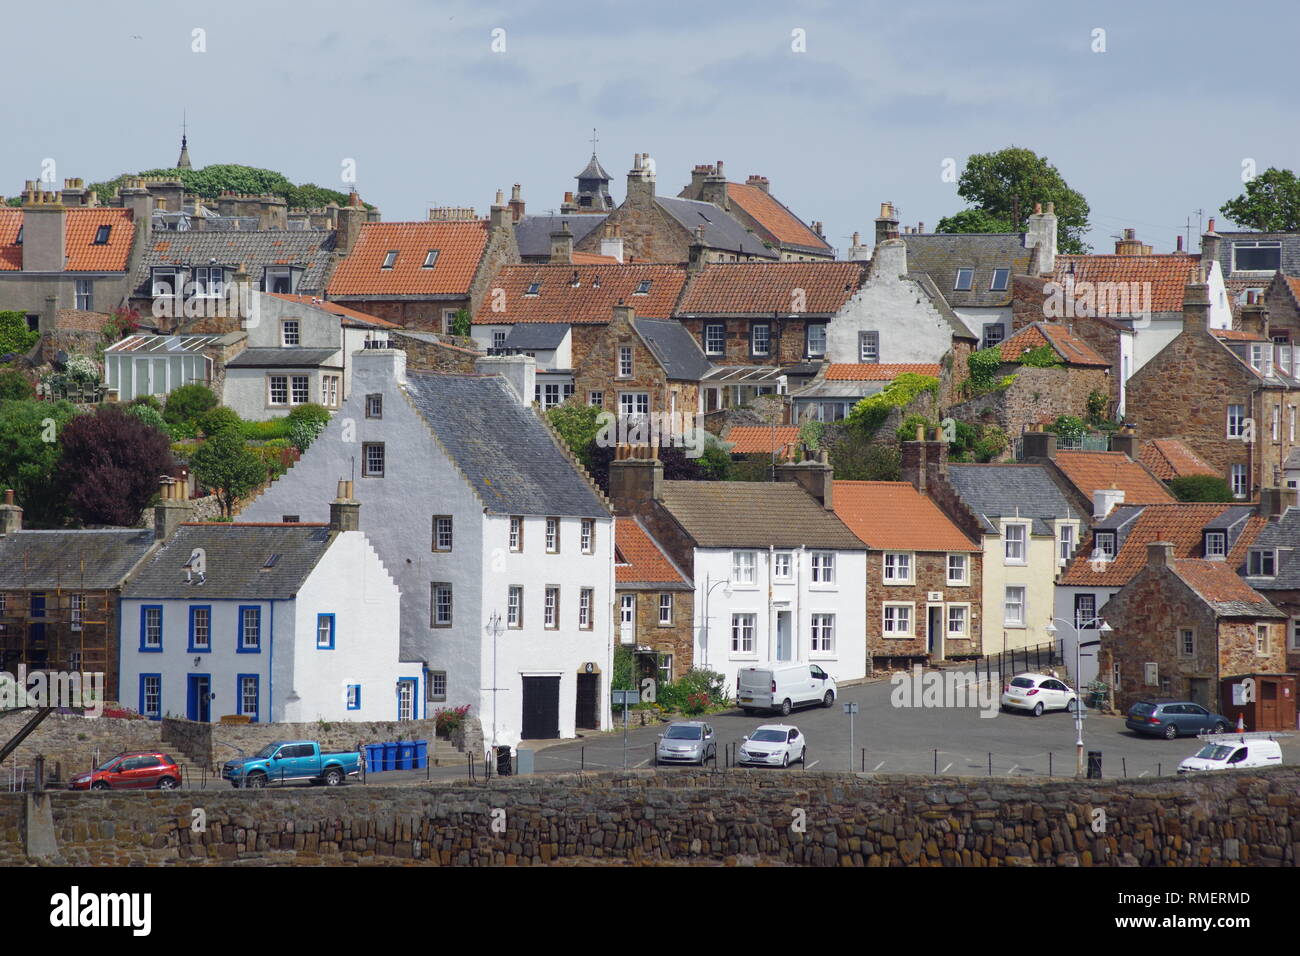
484 611 504 757
1045 616 1113 777
699 575 732 669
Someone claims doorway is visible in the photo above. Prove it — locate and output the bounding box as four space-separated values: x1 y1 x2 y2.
522 676 561 739
927 606 944 660
575 672 599 730
187 674 211 722
776 611 792 661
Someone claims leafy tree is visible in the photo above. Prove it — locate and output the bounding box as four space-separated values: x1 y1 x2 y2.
284 183 353 210
0 399 77 526
938 147 1091 253
191 429 267 518
0 311 39 358
1221 167 1300 232
285 403 331 451
88 165 374 211
546 403 605 471
450 308 473 337
163 384 218 426
197 405 243 437
57 405 176 527
0 370 34 401
825 432 901 481
1168 474 1235 503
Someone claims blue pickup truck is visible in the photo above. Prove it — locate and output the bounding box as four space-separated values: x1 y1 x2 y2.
222 740 361 788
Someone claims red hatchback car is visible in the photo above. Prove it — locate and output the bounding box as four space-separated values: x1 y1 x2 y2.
68 751 183 791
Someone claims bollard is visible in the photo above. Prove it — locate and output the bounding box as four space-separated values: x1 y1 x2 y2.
934 749 938 774
988 753 992 776
1049 752 1053 777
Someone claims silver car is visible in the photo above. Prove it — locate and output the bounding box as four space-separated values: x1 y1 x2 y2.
655 721 716 765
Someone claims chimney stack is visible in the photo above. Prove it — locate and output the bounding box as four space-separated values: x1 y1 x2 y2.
1182 276 1212 334
488 189 510 231
21 187 67 272
1025 201 1058 275
549 220 574 264
745 174 770 194
599 226 625 263
701 161 728 208
154 478 194 540
875 202 900 245
474 353 536 406
901 427 949 494
329 479 360 532
0 489 22 534
1176 235 1184 253
336 194 366 257
627 153 656 205
1109 422 1138 459
1200 218 1221 269
1240 296 1270 340
1114 228 1151 256
1147 540 1174 568
869 237 907 279
609 446 664 510
775 451 834 510
508 184 525 222
1019 431 1058 461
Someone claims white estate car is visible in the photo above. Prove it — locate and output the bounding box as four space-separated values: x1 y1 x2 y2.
1000 673 1078 716
737 724 806 768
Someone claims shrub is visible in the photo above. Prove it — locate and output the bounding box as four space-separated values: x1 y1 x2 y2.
0 369 34 401
843 373 940 437
1168 474 1235 502
0 311 38 357
1046 415 1087 442
163 384 218 425
286 403 330 451
198 406 243 437
433 704 471 736
239 418 292 441
130 394 162 411
64 354 100 388
125 403 168 432
1014 344 1063 368
966 346 1004 392
57 405 177 526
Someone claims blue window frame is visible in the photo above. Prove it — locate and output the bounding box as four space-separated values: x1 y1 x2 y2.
397 676 419 720
236 673 260 723
237 605 261 653
346 684 361 711
139 673 162 720
316 613 335 650
188 605 212 653
139 605 163 653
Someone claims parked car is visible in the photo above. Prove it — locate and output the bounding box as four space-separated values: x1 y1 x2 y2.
1125 699 1229 739
221 740 361 788
737 664 836 716
1000 673 1078 716
68 751 182 791
1178 736 1283 773
655 721 716 765
737 724 806 768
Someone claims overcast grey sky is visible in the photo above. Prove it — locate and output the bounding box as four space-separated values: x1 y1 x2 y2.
6 0 1297 254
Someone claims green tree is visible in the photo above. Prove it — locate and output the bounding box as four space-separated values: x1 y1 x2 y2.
163 384 218 426
197 405 243 437
88 165 374 211
449 308 472 337
1221 167 1300 232
191 430 267 518
0 311 39 357
934 208 1013 235
1168 474 1235 503
0 369 34 401
824 430 901 480
546 403 605 470
938 147 1092 253
0 399 77 526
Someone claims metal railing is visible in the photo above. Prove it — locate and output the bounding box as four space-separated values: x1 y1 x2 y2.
975 641 1063 687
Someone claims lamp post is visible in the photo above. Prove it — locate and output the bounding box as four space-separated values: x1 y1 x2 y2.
1046 616 1113 777
699 575 732 669
484 611 504 758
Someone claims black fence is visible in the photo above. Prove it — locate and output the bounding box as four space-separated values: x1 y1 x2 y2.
975 641 1064 687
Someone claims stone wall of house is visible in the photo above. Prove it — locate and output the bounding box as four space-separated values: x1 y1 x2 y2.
577 312 671 411
676 316 813 366
468 223 521 315
161 716 445 769
620 588 695 680
8 768 1300 866
38 328 105 366
947 365 1107 447
390 332 482 373
866 550 983 663
575 180 689 264
332 298 470 333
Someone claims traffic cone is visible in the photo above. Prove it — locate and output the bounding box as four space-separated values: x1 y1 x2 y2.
1236 713 1246 733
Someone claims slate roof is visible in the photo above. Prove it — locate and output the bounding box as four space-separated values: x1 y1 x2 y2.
1053 254 1201 314
657 481 864 550
902 233 1034 308
615 516 692 588
503 323 570 349
725 182 831 254
633 317 712 380
0 207 136 272
677 261 864 315
576 154 612 182
1052 451 1175 505
327 221 487 297
122 524 333 600
472 264 687 324
824 363 941 381
131 229 337 295
1139 439 1217 481
724 425 801 458
403 371 608 518
654 197 778 259
999 322 1110 367
1243 507 1300 590
833 481 980 552
1170 558 1283 618
225 347 341 369
945 463 1083 536
514 214 607 259
0 529 156 589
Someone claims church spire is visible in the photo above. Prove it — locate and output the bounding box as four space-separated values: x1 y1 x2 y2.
176 113 192 169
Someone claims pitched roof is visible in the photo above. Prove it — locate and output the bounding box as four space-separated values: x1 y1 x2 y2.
270 293 400 329
633 317 712 380
576 154 612 181
1169 558 1283 618
824 363 941 381
676 261 865 315
615 517 691 588
1213 328 1268 342
0 207 136 272
657 481 864 550
1053 254 1200 314
998 322 1110 367
945 463 1083 536
724 425 801 458
402 370 608 518
833 481 979 552
121 524 333 600
901 233 1034 308
132 229 337 296
725 182 831 253
1245 507 1300 589
514 214 607 259
503 323 570 349
225 347 340 369
1139 439 1217 481
327 221 487 297
654 197 778 259
1052 450 1175 505
571 252 619 265
105 332 243 354
471 263 687 324
0 529 156 589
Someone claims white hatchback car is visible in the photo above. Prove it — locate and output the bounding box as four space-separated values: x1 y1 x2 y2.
737 724 806 768
1000 672 1078 716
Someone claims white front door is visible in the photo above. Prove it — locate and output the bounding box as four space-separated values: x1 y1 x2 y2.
776 611 792 662
619 594 636 645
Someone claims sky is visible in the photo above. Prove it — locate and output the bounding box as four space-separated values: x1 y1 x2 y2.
5 0 1297 255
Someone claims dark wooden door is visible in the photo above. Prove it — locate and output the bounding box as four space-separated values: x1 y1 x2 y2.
521 676 561 740
575 673 599 730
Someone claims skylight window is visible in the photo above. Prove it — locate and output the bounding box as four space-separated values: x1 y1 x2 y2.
381 250 399 269
422 250 439 268
954 268 974 291
989 268 1009 291
93 224 111 245
525 282 542 296
634 279 652 295
14 225 22 245
262 554 281 569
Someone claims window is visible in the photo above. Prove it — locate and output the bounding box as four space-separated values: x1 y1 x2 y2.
431 584 453 627
268 376 289 406
1204 532 1227 559
264 266 297 294
363 443 385 477
92 224 111 244
658 654 673 685
882 604 912 636
619 392 649 416
751 323 771 357
140 606 162 651
316 613 335 649
423 249 440 268
579 588 593 629
426 671 447 702
75 279 93 311
281 320 300 347
947 605 967 637
1074 593 1097 630
546 517 560 553
193 267 223 298
1179 628 1195 658
1231 465 1248 498
151 267 181 297
509 516 523 551
346 685 361 710
492 330 507 349
989 268 1010 292
883 552 912 583
858 331 879 363
1144 662 1159 686
1232 241 1281 272
365 393 382 419
731 613 756 653
588 391 604 407
618 345 633 378
1004 524 1027 564
525 281 542 296
704 323 725 355
1248 549 1276 576
811 614 834 652
508 586 523 628
732 551 757 585
381 250 398 269
1053 524 1075 565
947 553 968 586
982 323 1005 349
1257 624 1270 655
1004 587 1026 627
189 606 211 652
1291 618 1300 652
239 675 260 721
620 594 635 627
1227 405 1246 439
322 375 340 408
239 606 261 651
291 376 309 405
634 279 652 295
773 552 793 580
954 268 974 291
581 519 594 554
433 516 453 551
806 324 827 358
810 552 835 584
69 594 83 631
658 593 673 625
544 587 559 628
140 675 161 720
1095 532 1117 558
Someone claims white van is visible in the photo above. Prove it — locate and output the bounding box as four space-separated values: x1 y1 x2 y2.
1177 736 1284 773
737 664 837 716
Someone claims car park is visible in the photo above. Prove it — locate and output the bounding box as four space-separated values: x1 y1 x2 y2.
655 721 716 765
737 664 836 716
737 724 806 768
1178 735 1283 773
999 673 1077 716
68 751 182 791
1125 699 1229 739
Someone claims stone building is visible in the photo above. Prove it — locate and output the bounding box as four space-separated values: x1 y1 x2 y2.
1262 273 1300 374
614 516 694 683
791 363 941 425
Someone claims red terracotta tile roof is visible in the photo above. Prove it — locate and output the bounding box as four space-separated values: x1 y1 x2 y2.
472 263 687 324
327 221 488 296
1053 254 1200 314
677 261 865 315
726 182 830 251
824 363 942 381
570 251 619 265
1212 328 1268 342
1169 558 1276 613
1284 275 1300 305
725 425 801 458
0 207 135 272
833 481 980 552
1139 439 1217 481
615 517 691 586
1053 451 1174 505
999 322 1109 367
270 293 401 328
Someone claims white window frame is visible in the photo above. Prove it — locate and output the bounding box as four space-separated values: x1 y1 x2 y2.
581 519 594 554
810 613 835 653
509 516 523 552
731 550 757 586
882 603 913 638
810 551 835 585
858 330 879 364
544 586 559 629
617 345 634 379
1004 523 1028 564
1179 627 1195 658
946 604 969 637
946 553 968 586
730 613 756 654
579 588 592 629
1256 624 1270 656
658 593 673 625
704 323 725 356
507 586 523 628
751 323 771 357
1204 532 1227 560
1227 404 1246 439
883 551 913 584
1231 464 1248 499
1059 524 1076 565
773 551 793 580
1004 586 1026 627
545 517 560 553
1248 549 1277 577
280 319 300 347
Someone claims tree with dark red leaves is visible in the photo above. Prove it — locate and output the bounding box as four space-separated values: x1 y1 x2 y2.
56 405 175 527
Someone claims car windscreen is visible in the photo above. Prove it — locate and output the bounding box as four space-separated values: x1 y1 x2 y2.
751 730 787 742
96 757 123 771
1194 745 1233 761
1130 702 1156 716
253 744 279 759
665 726 702 740
1009 677 1036 688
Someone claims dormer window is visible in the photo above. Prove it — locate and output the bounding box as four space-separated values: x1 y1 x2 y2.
381 250 399 269
14 225 21 245
422 250 439 268
989 268 1009 291
954 268 974 291
1204 531 1227 560
634 279 652 295
93 224 111 245
1094 531 1116 558
1248 549 1277 576
193 266 224 298
1232 241 1281 273
151 267 183 297
525 282 542 296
